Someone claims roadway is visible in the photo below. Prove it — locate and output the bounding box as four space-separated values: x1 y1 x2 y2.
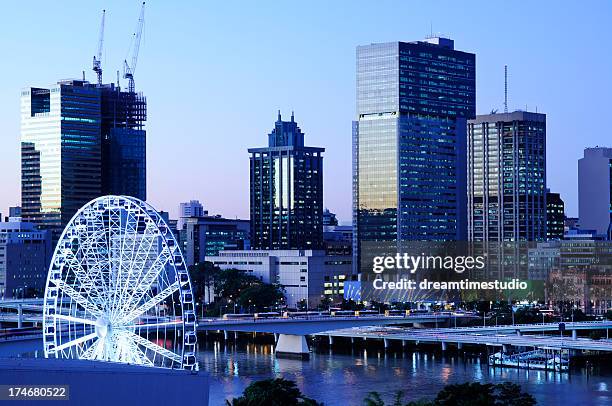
196 313 470 335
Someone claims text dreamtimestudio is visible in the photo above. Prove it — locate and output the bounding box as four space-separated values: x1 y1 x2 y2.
371 254 529 291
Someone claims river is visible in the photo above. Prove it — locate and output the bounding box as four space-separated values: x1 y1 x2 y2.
3 337 612 405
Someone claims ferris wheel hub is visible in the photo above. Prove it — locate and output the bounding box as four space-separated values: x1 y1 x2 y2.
95 316 110 339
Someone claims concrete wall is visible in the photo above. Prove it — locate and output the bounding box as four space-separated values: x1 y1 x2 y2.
0 358 209 405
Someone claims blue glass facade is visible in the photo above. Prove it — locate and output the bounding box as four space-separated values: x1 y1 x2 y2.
21 80 147 233
21 81 102 230
100 85 147 201
353 38 476 266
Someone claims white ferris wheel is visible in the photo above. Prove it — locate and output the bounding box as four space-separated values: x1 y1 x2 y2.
42 195 198 370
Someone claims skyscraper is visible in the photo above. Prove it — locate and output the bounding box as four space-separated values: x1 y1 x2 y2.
579 147 612 238
353 37 476 270
467 111 547 241
21 80 146 233
249 112 324 250
21 81 102 231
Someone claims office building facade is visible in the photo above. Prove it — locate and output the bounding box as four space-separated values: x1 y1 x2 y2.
353 37 475 276
467 111 547 242
21 81 102 231
207 250 353 308
21 80 146 233
249 112 324 250
0 218 51 299
178 200 207 230
180 216 250 267
578 147 612 239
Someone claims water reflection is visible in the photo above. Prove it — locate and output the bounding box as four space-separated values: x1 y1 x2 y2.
199 338 612 406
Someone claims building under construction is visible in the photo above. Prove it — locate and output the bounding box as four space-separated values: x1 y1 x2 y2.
100 83 147 201
20 4 147 235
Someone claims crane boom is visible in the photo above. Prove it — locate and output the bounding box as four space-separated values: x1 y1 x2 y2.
124 2 145 93
92 10 105 85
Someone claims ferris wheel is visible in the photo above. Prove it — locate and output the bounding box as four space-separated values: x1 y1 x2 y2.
42 195 198 370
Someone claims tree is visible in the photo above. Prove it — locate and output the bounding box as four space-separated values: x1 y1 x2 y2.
188 261 220 304
363 382 534 406
434 382 535 406
214 268 261 301
317 297 332 311
226 378 322 406
237 283 285 312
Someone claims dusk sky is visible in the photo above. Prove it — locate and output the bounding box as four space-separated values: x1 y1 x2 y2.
1 0 611 222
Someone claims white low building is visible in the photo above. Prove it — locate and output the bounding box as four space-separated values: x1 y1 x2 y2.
207 250 353 308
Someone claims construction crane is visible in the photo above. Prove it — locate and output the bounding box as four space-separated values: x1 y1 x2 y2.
123 2 145 93
92 10 105 85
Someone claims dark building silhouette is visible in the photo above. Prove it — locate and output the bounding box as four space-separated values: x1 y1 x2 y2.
546 191 565 240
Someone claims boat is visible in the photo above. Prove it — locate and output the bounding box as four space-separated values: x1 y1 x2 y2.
489 348 569 371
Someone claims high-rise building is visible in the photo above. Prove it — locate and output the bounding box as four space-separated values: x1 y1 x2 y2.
21 80 146 234
353 37 475 272
0 217 51 299
21 81 102 231
578 147 612 239
249 112 324 250
467 111 547 242
546 191 565 240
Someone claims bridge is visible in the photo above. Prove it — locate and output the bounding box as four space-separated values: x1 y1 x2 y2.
0 299 44 328
197 313 473 358
315 322 612 354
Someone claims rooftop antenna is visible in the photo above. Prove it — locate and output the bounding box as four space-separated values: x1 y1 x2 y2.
93 10 105 85
504 65 508 113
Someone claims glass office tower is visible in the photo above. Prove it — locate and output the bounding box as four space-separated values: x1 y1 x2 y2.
21 80 102 231
353 38 476 272
467 111 547 242
21 80 146 234
249 112 324 250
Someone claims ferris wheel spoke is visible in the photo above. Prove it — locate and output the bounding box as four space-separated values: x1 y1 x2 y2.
53 313 98 326
54 280 103 317
134 346 154 366
123 245 172 315
119 280 183 324
52 332 98 353
79 338 101 360
127 332 182 363
124 319 182 329
62 246 108 306
114 233 160 316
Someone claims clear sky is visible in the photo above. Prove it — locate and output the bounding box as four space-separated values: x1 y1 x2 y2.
1 1 611 222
